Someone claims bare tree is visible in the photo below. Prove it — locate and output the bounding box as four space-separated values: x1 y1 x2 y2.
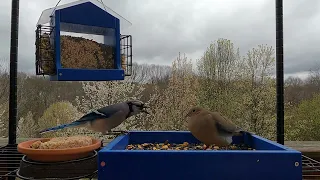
305 67 320 93
0 59 9 103
131 63 149 83
240 44 276 139
284 76 305 107
0 59 9 137
196 39 241 113
131 62 171 85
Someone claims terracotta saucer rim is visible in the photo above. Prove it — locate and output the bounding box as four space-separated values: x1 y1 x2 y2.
17 138 101 155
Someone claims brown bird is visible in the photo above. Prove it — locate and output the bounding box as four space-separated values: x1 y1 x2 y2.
186 107 246 147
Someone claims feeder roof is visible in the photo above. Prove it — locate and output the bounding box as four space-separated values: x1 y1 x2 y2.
37 0 132 30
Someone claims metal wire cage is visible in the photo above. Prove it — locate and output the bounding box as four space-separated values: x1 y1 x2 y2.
120 34 133 76
302 155 320 179
35 24 56 76
0 144 23 179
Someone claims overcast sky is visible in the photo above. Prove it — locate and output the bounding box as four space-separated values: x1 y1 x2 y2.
0 0 319 79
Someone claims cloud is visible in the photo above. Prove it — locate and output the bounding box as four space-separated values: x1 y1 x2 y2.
0 0 319 79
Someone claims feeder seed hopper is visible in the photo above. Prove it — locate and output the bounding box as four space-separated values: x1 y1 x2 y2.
13 1 134 179
35 0 132 81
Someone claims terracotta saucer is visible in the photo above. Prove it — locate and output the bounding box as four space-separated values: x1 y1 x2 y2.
17 138 101 162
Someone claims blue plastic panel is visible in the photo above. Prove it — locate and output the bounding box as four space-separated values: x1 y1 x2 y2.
50 68 124 81
98 131 302 180
37 0 132 30
59 2 117 29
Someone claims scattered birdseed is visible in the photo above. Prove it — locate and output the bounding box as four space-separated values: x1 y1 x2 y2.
125 140 255 150
30 135 93 149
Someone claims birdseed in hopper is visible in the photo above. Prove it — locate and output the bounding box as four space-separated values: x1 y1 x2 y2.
39 35 120 75
126 140 255 151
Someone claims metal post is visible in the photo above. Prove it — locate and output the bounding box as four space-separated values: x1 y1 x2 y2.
8 0 20 145
276 0 284 145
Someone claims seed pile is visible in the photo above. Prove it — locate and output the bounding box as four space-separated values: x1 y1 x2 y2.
126 140 255 151
38 35 127 75
30 135 93 149
60 35 114 69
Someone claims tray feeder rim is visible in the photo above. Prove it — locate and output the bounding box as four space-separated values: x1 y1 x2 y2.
101 131 302 153
101 149 301 154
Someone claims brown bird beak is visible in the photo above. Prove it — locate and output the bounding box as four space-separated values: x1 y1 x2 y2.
141 104 150 114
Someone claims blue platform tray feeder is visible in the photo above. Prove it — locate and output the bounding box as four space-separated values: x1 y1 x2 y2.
98 131 302 180
35 0 132 81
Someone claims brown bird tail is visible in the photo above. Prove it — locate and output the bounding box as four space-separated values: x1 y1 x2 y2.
233 131 243 136
233 130 254 137
241 131 255 148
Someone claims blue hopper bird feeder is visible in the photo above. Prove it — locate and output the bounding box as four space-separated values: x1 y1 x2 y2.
35 0 132 81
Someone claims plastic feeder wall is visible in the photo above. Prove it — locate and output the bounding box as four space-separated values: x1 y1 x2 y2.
36 0 132 81
98 131 302 180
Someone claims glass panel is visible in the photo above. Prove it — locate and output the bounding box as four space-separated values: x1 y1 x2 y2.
60 22 116 69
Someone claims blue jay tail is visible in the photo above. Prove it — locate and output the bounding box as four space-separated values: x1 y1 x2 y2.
235 130 254 136
38 121 84 134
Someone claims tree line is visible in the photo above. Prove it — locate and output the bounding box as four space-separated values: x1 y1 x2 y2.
0 38 319 141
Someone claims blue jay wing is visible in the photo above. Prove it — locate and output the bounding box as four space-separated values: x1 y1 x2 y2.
96 103 127 117
75 103 127 124
90 110 128 133
75 111 110 123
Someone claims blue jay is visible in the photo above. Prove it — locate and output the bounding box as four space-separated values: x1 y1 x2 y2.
39 100 150 135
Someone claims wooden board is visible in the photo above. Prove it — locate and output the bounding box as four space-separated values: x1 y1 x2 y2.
285 141 320 152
